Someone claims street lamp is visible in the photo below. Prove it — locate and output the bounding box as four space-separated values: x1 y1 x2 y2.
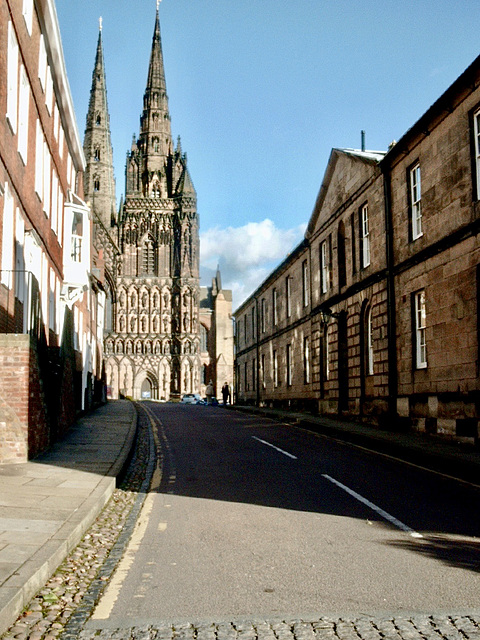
320 307 341 324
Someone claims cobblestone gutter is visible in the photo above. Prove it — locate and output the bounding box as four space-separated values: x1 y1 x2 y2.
77 616 480 640
0 403 155 640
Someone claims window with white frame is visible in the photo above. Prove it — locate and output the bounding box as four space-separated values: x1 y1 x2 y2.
286 276 292 317
304 336 310 384
38 34 47 92
53 103 60 141
273 350 278 387
320 240 329 294
360 204 370 268
59 125 64 159
49 269 56 331
71 211 83 262
58 183 64 245
7 22 19 135
261 353 266 389
45 65 53 115
22 0 33 34
15 209 25 302
51 171 59 234
1 183 15 285
41 252 48 322
410 163 422 239
302 259 309 306
273 288 278 326
414 290 427 369
286 344 292 386
43 140 51 217
474 108 480 200
35 120 43 198
18 65 30 164
261 298 266 333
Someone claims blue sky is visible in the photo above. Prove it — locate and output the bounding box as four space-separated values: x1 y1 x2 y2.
56 0 480 308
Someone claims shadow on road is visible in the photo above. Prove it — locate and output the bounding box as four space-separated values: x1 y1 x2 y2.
146 403 480 575
386 534 480 573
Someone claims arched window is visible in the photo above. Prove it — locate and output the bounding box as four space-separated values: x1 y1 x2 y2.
141 238 156 275
363 304 374 376
152 137 159 152
151 181 161 198
94 147 100 161
200 324 208 352
94 178 100 191
95 113 101 125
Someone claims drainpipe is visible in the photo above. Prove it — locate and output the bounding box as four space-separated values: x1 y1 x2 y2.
382 164 398 423
255 296 260 407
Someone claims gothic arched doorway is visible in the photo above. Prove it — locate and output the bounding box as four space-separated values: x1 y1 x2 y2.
137 372 159 400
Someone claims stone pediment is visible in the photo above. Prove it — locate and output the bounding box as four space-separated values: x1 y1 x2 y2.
306 148 384 239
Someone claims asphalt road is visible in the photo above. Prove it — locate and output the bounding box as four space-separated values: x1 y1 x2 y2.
88 403 480 627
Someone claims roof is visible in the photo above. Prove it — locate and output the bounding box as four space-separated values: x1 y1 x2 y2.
37 0 85 171
306 147 384 238
338 148 386 163
382 51 480 165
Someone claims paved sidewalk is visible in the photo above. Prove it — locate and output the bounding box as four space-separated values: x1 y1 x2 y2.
233 405 480 486
0 400 137 635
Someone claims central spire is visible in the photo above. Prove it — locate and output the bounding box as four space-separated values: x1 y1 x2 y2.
139 6 172 162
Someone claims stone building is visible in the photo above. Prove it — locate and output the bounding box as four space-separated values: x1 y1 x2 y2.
84 9 233 401
0 0 105 461
234 51 480 445
199 267 234 399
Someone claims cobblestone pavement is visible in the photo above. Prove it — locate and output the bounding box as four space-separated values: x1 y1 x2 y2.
2 405 480 640
75 616 480 640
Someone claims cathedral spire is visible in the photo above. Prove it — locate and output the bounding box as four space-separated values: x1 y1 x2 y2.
83 23 116 230
138 5 172 162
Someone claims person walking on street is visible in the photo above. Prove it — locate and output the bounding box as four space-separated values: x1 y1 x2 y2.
221 382 230 405
206 380 214 405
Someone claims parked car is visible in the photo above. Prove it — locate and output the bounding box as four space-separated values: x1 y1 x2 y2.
181 393 204 404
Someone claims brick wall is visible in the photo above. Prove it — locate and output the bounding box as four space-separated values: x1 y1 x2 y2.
0 334 49 462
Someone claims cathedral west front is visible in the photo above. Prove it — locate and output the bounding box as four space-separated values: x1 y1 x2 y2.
83 8 232 401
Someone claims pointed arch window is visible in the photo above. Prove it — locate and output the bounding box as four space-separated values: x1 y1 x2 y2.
141 237 157 275
94 147 100 161
95 113 101 126
94 178 100 191
200 324 208 352
151 181 161 198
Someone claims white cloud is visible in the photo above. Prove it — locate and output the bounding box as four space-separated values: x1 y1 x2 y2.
200 218 306 310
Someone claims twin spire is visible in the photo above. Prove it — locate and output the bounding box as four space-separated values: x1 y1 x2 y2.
138 2 173 160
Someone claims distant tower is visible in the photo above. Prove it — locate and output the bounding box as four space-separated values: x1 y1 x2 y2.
83 21 119 339
85 7 201 400
83 22 117 231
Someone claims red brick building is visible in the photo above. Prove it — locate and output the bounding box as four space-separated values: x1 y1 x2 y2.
234 52 480 445
0 0 106 461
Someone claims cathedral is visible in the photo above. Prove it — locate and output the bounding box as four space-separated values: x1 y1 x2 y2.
83 8 232 401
